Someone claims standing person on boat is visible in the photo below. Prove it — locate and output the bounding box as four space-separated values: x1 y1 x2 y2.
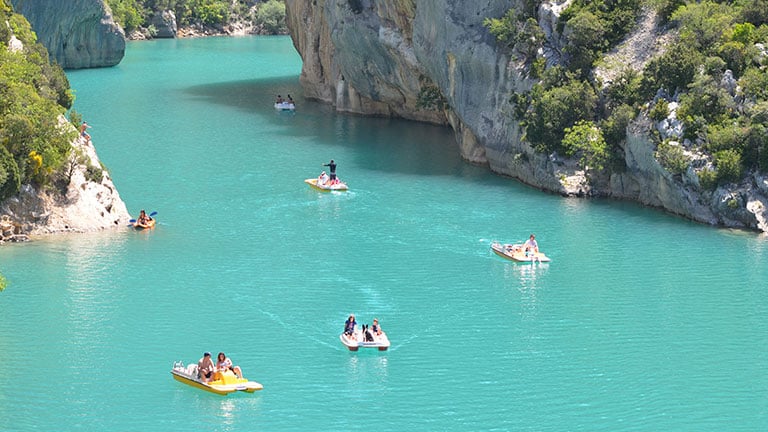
197 352 215 383
323 159 337 181
343 314 357 337
524 234 539 254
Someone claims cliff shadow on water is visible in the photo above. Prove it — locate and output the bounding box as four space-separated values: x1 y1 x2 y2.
184 77 478 178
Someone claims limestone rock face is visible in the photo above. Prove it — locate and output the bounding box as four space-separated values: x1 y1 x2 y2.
150 10 177 38
0 118 130 235
284 0 768 232
11 0 125 68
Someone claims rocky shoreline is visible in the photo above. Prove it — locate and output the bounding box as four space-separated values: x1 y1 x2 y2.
283 0 768 234
0 118 130 240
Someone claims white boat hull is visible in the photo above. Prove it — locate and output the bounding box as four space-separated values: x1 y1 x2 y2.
340 328 390 351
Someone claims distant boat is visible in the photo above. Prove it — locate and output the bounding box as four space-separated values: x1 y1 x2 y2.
274 102 295 111
305 178 349 192
170 361 263 395
490 242 551 263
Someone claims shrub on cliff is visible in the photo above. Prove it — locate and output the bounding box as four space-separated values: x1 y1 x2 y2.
655 139 689 175
562 120 609 174
107 0 145 32
254 0 286 35
523 76 598 154
0 2 77 197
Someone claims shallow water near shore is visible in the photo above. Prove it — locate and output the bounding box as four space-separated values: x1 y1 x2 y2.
1 36 767 431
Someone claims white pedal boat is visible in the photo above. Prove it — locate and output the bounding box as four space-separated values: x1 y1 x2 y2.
340 328 390 351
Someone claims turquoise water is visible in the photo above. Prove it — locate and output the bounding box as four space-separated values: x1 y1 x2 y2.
1 36 767 431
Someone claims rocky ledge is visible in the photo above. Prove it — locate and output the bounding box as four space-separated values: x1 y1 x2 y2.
0 118 130 237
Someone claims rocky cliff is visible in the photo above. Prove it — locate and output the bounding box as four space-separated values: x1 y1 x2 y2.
284 0 768 233
11 0 124 68
0 118 130 235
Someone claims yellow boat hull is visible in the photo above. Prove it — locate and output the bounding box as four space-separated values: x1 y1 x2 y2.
305 178 348 192
171 365 263 395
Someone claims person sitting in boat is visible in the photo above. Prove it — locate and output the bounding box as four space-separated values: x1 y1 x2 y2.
343 314 357 337
197 352 215 383
371 318 383 336
524 234 539 255
137 209 153 225
276 94 284 103
216 352 243 379
318 171 329 185
287 94 294 104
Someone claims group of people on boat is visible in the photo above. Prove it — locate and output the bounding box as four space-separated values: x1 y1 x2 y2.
344 314 384 341
197 351 243 383
275 94 294 105
317 159 342 186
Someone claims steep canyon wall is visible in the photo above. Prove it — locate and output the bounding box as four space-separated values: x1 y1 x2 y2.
285 0 768 232
11 0 124 68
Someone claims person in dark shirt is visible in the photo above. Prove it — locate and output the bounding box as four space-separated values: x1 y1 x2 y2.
323 159 337 181
343 314 356 336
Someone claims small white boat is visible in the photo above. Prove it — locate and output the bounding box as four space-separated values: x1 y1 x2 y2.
491 242 551 263
340 327 390 351
274 102 295 111
170 361 263 395
305 178 349 192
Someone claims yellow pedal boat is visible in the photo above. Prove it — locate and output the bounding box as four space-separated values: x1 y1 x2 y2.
132 219 155 230
305 178 349 192
171 361 263 395
491 242 551 263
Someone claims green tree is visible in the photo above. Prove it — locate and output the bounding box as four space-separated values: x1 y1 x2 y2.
713 148 742 184
656 140 689 175
642 42 702 96
739 67 768 100
484 8 518 45
602 103 636 149
671 1 734 55
677 72 735 124
562 120 609 172
255 0 286 35
106 0 145 32
564 9 606 74
524 78 598 153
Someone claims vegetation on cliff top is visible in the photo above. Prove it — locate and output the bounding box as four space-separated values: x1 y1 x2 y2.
1 0 77 202
106 0 286 35
486 0 768 189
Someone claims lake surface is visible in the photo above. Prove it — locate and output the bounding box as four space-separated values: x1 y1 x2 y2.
1 36 766 431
